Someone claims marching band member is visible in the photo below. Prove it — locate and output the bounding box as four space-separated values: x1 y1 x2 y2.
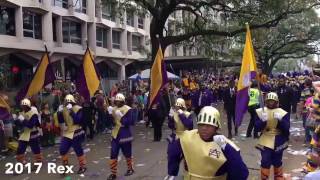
15 98 42 165
107 93 135 180
165 98 193 179
255 92 290 180
166 106 248 180
57 94 87 174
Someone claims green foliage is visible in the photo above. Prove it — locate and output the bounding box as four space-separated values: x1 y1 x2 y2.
101 0 320 65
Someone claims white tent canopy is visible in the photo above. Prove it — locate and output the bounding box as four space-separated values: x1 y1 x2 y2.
128 69 180 80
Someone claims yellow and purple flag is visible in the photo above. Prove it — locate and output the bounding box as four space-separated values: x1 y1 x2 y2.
76 48 100 102
148 46 168 109
235 24 258 126
0 95 11 120
16 49 55 103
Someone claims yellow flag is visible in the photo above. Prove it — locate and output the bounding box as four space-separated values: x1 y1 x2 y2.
237 24 258 91
83 48 100 97
0 96 10 112
149 46 168 108
26 53 50 97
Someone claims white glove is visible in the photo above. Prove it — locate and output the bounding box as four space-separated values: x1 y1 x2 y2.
169 108 174 117
213 135 227 150
177 109 183 114
273 112 281 121
58 105 63 112
12 114 17 120
261 112 268 122
18 115 25 121
66 104 72 110
107 106 113 115
115 110 123 118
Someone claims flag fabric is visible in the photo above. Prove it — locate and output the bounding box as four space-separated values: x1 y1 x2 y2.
235 24 258 126
16 49 55 104
0 95 10 112
148 46 168 109
76 48 100 102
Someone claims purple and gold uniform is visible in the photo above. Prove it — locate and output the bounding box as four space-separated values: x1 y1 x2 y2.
255 92 290 180
167 98 193 176
167 106 248 180
57 94 86 174
16 98 42 164
108 93 135 180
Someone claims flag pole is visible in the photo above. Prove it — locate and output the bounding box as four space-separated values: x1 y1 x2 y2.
245 23 265 110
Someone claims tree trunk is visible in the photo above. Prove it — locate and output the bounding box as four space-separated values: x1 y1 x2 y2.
262 60 272 76
150 17 168 61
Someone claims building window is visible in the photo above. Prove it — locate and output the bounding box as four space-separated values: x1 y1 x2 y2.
52 17 57 42
23 10 42 39
0 6 15 36
126 11 134 26
53 0 68 9
102 4 115 21
62 19 81 44
138 16 144 29
74 0 86 14
112 30 121 49
96 27 107 48
132 35 141 51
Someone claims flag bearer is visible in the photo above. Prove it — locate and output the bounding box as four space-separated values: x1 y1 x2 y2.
255 92 290 180
107 93 135 180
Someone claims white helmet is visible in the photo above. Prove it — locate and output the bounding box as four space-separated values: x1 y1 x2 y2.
175 98 186 108
65 94 75 103
197 106 221 128
115 93 125 101
21 98 31 107
266 92 278 102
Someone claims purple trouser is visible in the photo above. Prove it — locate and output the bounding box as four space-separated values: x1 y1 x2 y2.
17 138 41 155
260 147 283 168
59 133 85 157
110 139 132 159
167 138 182 176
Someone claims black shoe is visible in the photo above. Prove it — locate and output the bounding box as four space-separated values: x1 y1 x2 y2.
107 174 117 180
246 134 252 138
124 169 134 176
77 167 87 174
228 134 232 139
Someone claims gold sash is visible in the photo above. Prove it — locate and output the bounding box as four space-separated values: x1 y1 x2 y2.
174 111 191 137
112 105 131 139
180 130 227 180
62 105 81 139
256 108 287 149
19 110 38 141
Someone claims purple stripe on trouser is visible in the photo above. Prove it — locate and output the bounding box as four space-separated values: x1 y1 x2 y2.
110 139 132 159
59 133 85 156
17 138 41 155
